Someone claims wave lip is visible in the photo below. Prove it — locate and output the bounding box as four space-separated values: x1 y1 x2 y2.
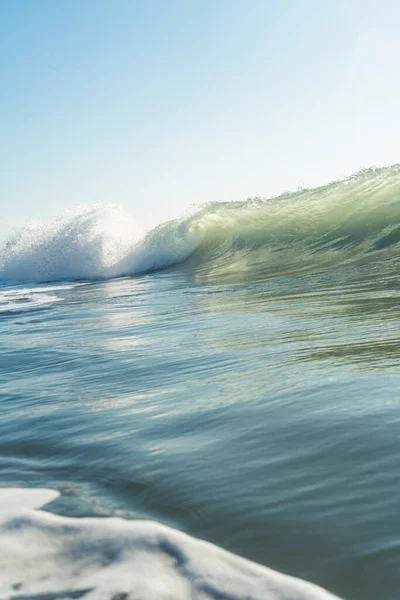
0 488 342 600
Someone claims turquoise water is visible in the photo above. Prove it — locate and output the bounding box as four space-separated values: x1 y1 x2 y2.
1 167 400 599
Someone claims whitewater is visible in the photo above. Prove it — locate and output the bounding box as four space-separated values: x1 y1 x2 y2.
1 165 400 600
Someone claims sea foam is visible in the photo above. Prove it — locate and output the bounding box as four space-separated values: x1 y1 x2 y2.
0 488 342 600
0 206 141 284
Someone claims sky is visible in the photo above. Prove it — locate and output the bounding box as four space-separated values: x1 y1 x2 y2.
1 0 400 235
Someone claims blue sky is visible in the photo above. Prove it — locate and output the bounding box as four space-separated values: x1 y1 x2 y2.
1 0 399 234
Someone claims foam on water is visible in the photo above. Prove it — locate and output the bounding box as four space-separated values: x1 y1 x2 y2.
0 488 59 521
1 166 399 285
0 290 61 314
0 206 141 284
0 283 85 314
0 488 342 600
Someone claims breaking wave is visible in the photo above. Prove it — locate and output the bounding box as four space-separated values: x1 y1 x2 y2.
1 166 400 285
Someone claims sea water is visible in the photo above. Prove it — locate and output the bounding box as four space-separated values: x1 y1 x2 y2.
1 166 400 599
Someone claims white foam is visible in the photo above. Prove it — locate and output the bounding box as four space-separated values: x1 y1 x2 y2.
0 290 62 314
1 283 86 293
0 206 142 284
0 283 87 313
0 488 59 520
0 488 342 600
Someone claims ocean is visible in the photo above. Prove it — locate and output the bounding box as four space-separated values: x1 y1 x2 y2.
1 166 399 600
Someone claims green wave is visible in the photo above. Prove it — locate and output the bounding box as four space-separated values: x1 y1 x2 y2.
130 165 400 284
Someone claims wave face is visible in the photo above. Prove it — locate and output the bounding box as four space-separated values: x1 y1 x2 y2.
1 166 400 284
0 488 341 600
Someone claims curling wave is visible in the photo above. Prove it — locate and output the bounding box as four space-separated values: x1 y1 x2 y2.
1 166 400 284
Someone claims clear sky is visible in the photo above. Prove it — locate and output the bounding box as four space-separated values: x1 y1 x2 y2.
1 0 399 234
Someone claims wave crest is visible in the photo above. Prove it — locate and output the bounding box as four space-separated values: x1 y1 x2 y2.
1 166 400 285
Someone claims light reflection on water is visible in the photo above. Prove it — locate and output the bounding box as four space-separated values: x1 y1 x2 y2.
0 264 399 600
